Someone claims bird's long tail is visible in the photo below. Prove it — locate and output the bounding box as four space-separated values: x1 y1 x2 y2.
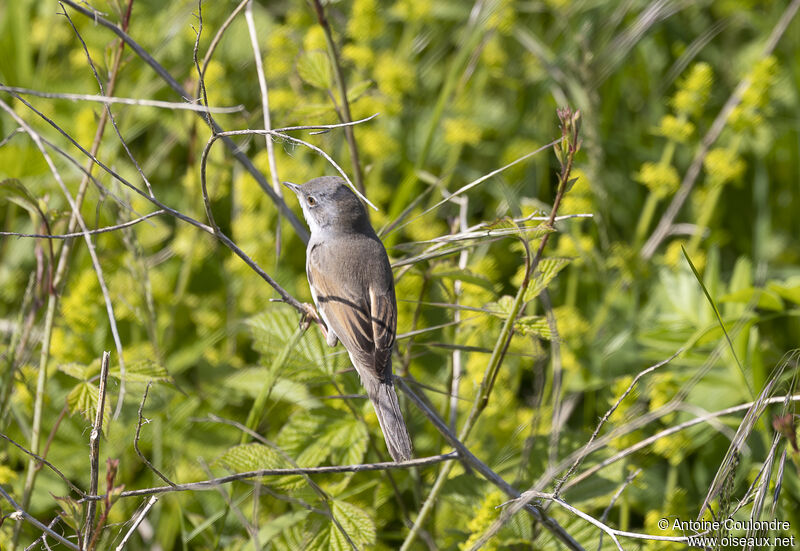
364 376 413 462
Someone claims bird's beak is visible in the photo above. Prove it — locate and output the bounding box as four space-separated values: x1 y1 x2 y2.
282 181 300 194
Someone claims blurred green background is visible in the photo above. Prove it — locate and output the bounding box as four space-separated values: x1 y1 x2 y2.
1 0 799 549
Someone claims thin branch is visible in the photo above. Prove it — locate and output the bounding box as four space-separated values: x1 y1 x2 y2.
0 432 85 496
58 0 310 242
395 379 583 551
0 485 81 550
113 496 158 551
80 452 459 501
383 137 561 237
133 383 176 487
83 351 110 550
0 210 165 240
562 393 800 493
553 347 684 496
0 86 243 113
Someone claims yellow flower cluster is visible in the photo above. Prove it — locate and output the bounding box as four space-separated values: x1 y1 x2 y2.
391 0 432 22
347 0 384 43
374 53 415 98
460 490 505 550
703 147 745 187
656 114 695 143
671 62 713 118
635 162 680 199
443 117 482 146
729 56 778 131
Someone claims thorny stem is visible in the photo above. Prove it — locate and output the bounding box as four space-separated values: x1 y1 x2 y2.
400 108 581 551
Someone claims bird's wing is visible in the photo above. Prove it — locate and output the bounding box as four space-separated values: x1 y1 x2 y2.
307 243 374 357
369 286 397 382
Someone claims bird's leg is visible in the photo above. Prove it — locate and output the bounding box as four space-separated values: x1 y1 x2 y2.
300 302 338 347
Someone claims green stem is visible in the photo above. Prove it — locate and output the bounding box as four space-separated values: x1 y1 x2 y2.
686 182 723 256
634 191 660 247
241 325 305 443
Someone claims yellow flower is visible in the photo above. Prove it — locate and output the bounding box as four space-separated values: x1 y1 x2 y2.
635 162 680 198
391 0 432 22
443 118 482 146
671 62 713 118
303 27 327 52
342 43 374 69
657 115 694 143
703 148 745 187
348 0 383 42
374 53 415 98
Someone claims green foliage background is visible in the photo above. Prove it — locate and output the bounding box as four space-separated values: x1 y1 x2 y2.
1 0 799 549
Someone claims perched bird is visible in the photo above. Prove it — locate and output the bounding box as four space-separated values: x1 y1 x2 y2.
283 176 413 462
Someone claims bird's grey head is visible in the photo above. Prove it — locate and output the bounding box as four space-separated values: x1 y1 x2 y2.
283 176 370 234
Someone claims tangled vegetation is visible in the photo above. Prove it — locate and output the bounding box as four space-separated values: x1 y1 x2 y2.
1 0 799 549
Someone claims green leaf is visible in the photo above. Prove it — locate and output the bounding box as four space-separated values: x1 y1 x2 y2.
514 315 552 339
347 80 373 102
297 50 333 90
215 443 287 472
524 257 571 303
431 266 497 292
109 359 170 382
66 381 108 427
0 178 47 222
768 279 800 306
719 287 784 311
59 362 90 381
244 510 310 551
330 500 375 550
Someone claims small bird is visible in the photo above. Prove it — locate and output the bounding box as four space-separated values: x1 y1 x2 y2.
283 176 413 462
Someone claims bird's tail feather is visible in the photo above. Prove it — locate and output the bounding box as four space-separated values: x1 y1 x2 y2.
365 377 413 462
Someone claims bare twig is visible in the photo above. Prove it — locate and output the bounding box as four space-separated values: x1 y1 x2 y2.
0 210 165 239
0 432 85 496
83 351 111 550
396 379 583 551
0 485 81 550
0 86 243 112
562 393 800 493
80 452 459 501
113 496 158 551
58 0 309 242
133 383 176 487
553 347 684 496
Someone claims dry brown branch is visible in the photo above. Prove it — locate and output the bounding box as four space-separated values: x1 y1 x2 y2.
553 347 684 496
395 379 583 551
83 351 110 550
0 432 85 496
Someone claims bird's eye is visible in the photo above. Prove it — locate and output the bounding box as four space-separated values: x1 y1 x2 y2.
307 196 317 206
